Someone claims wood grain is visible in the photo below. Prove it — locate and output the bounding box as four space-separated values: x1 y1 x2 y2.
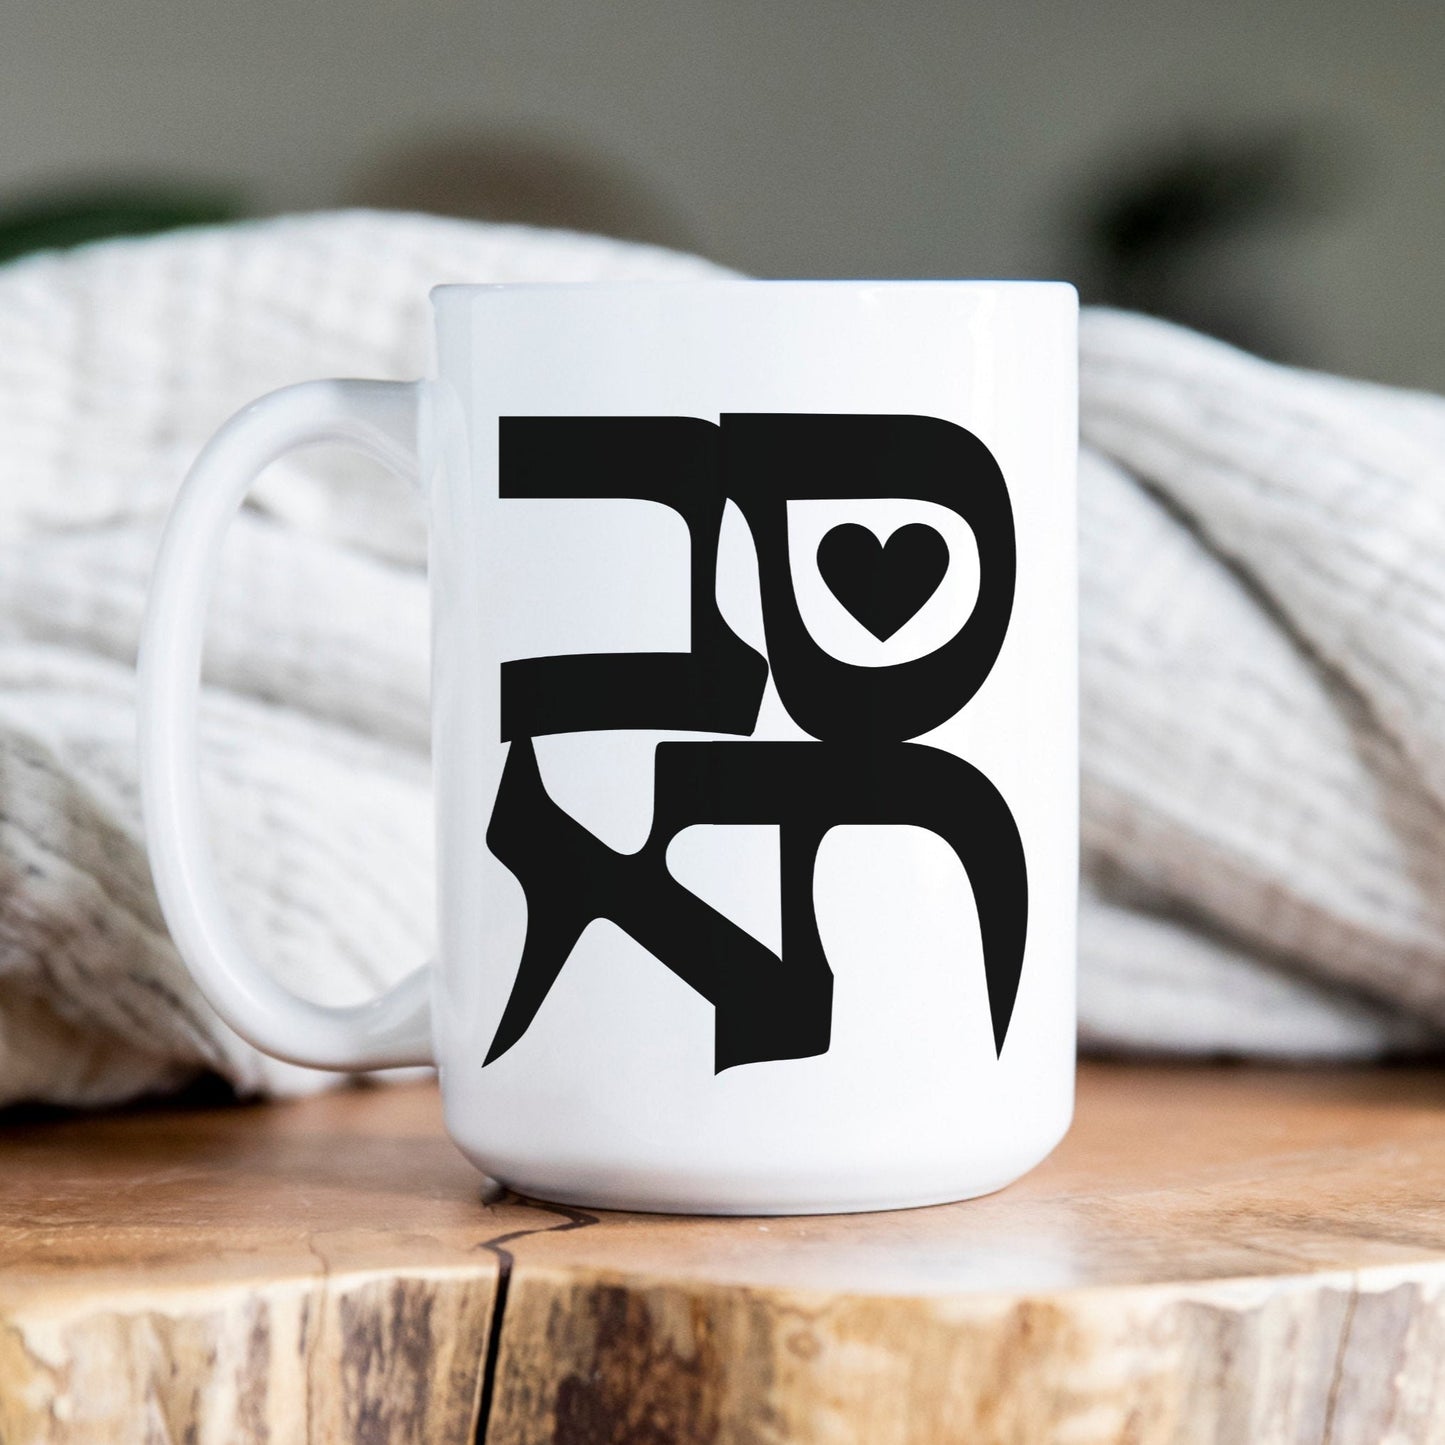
4 1065 1445 1443
0 1084 504 1444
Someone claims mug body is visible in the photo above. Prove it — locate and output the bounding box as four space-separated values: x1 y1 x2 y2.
425 279 1077 1214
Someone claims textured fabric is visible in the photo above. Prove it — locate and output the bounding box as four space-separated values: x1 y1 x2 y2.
1079 319 1445 1058
0 210 1435 1108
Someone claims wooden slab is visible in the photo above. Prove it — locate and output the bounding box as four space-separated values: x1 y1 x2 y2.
3 1063 1445 1443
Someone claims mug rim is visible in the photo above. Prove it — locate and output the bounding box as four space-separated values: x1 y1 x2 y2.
430 277 1078 302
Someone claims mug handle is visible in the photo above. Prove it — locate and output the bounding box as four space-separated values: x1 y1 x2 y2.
137 379 435 1071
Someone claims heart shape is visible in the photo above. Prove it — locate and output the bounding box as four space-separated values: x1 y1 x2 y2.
816 522 949 641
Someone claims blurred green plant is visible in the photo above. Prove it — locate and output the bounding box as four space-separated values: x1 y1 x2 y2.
0 185 244 265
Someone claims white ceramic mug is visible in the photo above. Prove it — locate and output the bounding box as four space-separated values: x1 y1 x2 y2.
139 279 1078 1215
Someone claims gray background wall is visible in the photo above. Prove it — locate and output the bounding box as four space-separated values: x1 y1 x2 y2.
4 0 1440 388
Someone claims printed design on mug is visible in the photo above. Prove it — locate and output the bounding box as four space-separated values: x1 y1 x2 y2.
483 415 1028 1073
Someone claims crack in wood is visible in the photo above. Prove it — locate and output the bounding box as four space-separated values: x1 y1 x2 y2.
302 1231 331 1445
1320 1274 1360 1445
474 1197 599 1444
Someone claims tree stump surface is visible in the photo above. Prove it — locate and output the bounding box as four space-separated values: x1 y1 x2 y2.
3 1062 1445 1443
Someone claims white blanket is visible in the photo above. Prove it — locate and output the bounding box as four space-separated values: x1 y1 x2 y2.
0 211 1436 1107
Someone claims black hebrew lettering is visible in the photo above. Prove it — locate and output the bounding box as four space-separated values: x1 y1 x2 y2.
499 417 768 740
483 413 1030 1072
720 413 1016 742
